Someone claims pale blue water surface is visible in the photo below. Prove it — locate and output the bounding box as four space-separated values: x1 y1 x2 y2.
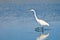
0 1 60 40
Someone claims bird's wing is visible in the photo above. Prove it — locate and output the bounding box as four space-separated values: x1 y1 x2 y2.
37 19 49 26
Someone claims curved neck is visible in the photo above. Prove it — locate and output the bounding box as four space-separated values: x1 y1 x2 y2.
32 10 38 20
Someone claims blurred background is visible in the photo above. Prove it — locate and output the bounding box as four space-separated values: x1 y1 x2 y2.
0 0 60 40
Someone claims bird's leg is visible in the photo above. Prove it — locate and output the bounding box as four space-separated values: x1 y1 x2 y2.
42 26 44 34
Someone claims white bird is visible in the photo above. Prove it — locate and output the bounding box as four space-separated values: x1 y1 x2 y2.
30 9 49 33
37 33 49 40
30 9 49 27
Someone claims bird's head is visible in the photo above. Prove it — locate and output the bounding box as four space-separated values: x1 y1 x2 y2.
30 9 35 12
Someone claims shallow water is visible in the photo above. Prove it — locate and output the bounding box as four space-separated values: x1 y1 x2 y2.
0 3 60 40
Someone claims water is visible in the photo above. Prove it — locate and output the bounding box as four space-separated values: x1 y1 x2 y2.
0 2 60 40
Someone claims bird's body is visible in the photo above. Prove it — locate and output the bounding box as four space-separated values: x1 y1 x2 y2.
36 19 49 27
30 9 49 27
30 9 49 40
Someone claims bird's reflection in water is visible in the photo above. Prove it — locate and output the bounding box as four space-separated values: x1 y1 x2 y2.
36 33 49 40
35 27 50 40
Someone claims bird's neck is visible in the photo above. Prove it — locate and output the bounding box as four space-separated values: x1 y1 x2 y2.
33 10 38 20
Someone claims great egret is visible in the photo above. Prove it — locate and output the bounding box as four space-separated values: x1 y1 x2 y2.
30 9 49 32
37 33 49 40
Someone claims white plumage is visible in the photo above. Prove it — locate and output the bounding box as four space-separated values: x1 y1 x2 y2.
30 9 49 27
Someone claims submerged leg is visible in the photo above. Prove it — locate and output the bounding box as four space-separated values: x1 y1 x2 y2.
42 27 44 33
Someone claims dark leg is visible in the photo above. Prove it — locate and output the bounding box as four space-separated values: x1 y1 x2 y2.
42 27 44 33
